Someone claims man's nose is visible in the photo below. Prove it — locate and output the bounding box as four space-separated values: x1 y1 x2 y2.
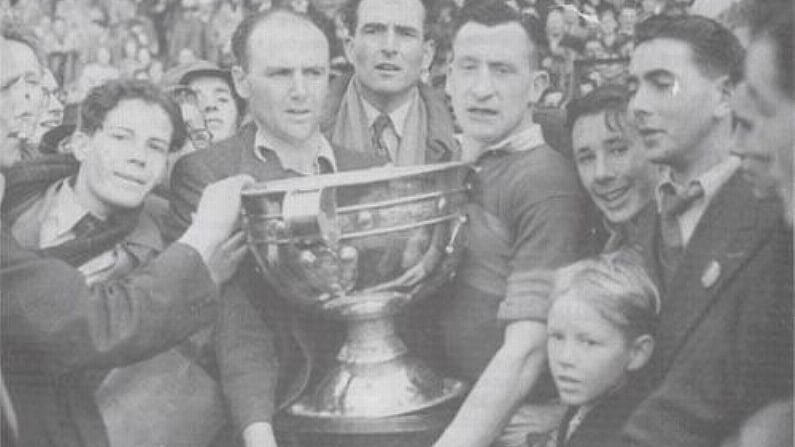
593 154 614 183
629 86 653 123
291 71 307 98
471 66 496 99
381 27 398 55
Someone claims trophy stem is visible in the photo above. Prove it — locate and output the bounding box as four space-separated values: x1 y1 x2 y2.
337 316 408 364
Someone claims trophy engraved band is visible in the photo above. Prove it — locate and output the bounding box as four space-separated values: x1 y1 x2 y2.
241 162 472 422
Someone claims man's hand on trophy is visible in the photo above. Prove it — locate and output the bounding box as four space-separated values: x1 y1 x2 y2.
204 231 249 285
179 174 255 282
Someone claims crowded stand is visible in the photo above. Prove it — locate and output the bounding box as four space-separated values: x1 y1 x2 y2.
1 1 792 447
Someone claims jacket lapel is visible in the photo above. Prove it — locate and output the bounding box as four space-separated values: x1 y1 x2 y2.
654 173 761 368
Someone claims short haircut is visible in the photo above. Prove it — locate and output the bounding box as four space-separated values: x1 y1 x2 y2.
231 8 325 71
452 0 546 69
342 0 436 40
635 14 745 84
567 84 630 132
0 17 44 66
79 79 186 152
750 1 793 99
552 249 660 339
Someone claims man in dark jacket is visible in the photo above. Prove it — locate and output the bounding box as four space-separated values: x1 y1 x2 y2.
616 15 792 447
1 78 252 447
325 0 458 166
168 9 381 447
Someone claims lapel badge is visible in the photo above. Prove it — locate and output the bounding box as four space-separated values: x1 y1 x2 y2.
701 260 721 289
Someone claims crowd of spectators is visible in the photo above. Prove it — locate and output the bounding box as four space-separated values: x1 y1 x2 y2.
1 0 704 110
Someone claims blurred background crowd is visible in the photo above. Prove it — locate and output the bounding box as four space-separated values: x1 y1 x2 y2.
0 0 751 115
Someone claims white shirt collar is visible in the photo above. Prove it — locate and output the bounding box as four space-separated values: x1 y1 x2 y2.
39 179 95 249
462 121 546 162
655 156 741 211
253 125 337 174
654 155 740 246
359 85 418 139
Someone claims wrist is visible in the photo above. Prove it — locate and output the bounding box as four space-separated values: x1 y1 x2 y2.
178 227 220 263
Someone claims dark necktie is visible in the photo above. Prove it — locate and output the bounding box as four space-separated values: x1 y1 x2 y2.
658 181 704 279
72 213 107 239
371 114 393 162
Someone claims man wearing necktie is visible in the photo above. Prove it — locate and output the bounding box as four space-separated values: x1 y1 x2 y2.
1 76 252 447
325 0 459 166
613 15 793 447
434 3 588 447
168 9 381 447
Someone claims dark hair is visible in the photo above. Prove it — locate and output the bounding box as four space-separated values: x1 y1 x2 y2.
452 0 546 68
750 1 793 99
79 80 186 152
1 17 45 65
342 0 436 40
635 14 745 84
231 8 325 70
567 84 630 131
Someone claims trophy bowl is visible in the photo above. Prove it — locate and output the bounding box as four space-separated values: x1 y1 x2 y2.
241 161 472 420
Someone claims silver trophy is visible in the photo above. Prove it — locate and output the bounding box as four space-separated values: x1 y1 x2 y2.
241 162 472 420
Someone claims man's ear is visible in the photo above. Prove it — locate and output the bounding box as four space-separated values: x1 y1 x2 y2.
713 75 735 120
529 70 551 104
70 131 91 162
231 65 251 100
627 334 654 372
343 35 356 68
422 38 436 74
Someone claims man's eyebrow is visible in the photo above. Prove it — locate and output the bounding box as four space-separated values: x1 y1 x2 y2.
105 125 135 135
644 69 674 80
395 24 420 35
0 74 22 91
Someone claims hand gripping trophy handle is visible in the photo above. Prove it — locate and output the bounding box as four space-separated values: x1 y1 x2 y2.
242 162 472 420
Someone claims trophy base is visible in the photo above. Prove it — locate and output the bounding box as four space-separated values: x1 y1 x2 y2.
288 354 467 419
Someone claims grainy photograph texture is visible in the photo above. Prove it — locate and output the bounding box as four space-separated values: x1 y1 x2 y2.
0 0 792 447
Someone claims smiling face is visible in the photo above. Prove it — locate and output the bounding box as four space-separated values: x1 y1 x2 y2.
573 112 656 223
449 22 545 146
628 38 723 171
345 0 432 110
235 15 329 148
189 75 239 141
73 99 172 217
547 295 641 406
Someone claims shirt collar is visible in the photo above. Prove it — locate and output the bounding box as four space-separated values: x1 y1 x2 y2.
47 179 94 243
462 122 546 162
359 83 418 139
655 156 740 211
253 126 337 175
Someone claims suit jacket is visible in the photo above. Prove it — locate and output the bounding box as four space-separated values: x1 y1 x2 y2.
169 123 384 432
557 381 647 447
320 73 460 165
618 173 793 447
1 156 218 447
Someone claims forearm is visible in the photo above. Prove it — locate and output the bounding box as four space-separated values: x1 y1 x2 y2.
243 422 278 447
2 231 218 373
434 321 548 447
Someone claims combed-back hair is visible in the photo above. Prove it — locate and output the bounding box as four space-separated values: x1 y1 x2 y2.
749 0 793 99
552 249 660 339
1 16 45 65
634 14 745 85
566 84 630 132
231 7 324 71
79 79 186 153
341 0 437 40
451 0 546 69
